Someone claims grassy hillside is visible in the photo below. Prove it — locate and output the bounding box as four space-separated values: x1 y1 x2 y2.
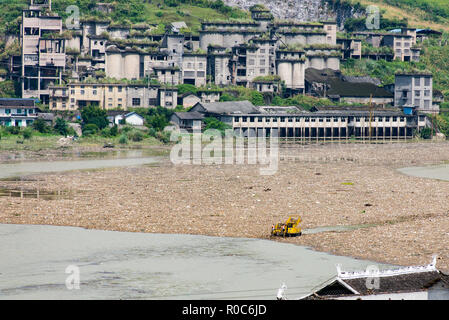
0 0 249 35
344 0 449 32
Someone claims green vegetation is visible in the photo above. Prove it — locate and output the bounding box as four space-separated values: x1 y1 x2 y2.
382 0 449 23
344 16 408 32
203 117 231 135
341 37 449 99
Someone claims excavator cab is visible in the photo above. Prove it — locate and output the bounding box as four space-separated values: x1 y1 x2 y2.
271 216 302 237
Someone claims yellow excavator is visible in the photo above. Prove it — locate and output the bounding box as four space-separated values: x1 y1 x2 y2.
271 216 302 237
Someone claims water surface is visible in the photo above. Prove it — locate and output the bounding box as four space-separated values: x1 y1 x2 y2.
398 164 449 182
0 224 390 300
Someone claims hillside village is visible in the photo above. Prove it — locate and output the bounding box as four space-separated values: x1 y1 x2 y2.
0 0 447 140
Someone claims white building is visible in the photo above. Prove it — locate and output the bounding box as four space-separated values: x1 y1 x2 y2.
278 257 449 300
0 98 41 127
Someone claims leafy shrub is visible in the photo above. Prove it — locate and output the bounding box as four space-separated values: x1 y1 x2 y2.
110 125 118 136
119 134 128 144
130 130 144 142
420 127 433 139
82 123 99 136
156 131 171 144
6 126 20 135
148 128 157 137
22 128 33 140
32 118 51 133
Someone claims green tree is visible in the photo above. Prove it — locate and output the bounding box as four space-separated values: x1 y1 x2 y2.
32 118 51 133
250 91 264 106
203 117 231 135
81 105 109 130
54 118 69 136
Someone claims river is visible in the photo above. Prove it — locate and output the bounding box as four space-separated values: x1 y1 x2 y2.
0 151 395 300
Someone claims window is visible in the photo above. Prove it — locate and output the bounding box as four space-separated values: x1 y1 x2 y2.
258 117 263 122
260 49 266 54
93 90 97 95
288 117 293 122
118 98 122 102
5 109 10 114
81 90 85 95
424 100 430 108
132 98 141 106
71 98 75 103
118 86 122 92
415 77 421 86
260 59 266 65
62 103 66 108
109 87 113 92
242 117 247 122
415 90 420 97
280 117 285 122
393 117 398 121
260 68 265 74
250 117 255 122
319 118 324 122
424 78 431 86
71 90 75 94
248 59 255 66
424 90 430 97
396 42 402 47
305 117 309 122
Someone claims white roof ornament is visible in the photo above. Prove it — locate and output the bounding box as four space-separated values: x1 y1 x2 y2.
336 256 439 280
277 283 287 300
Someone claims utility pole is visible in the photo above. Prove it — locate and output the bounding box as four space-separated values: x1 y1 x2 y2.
369 94 373 142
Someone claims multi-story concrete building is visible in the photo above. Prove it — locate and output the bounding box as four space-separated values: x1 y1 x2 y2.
49 83 161 110
182 53 207 86
158 87 178 109
152 66 181 86
21 0 66 103
394 72 437 114
207 45 232 86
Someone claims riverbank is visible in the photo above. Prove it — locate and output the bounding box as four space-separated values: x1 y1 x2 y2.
1 142 449 272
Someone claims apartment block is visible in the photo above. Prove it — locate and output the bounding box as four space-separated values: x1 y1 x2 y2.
395 72 437 114
21 0 65 103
